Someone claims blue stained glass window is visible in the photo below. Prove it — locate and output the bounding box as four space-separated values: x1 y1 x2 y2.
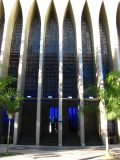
99 19 111 78
24 8 40 98
43 8 58 98
63 9 77 98
68 107 77 129
49 107 58 122
82 12 95 97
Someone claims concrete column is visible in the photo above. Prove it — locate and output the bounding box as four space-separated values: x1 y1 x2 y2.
13 112 19 144
13 19 28 144
36 25 44 145
117 120 120 142
75 20 85 146
78 50 85 146
80 101 85 146
92 22 108 145
0 2 23 144
95 46 108 145
77 48 85 146
58 24 63 146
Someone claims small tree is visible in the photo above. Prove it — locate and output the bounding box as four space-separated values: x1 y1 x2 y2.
84 71 120 158
4 88 23 155
0 64 23 155
0 76 16 106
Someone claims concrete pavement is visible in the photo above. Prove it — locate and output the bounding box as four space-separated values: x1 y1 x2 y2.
0 144 120 160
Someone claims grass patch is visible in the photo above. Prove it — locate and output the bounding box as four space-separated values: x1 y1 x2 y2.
101 154 118 160
0 152 20 157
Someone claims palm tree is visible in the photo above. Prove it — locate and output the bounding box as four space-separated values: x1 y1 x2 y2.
4 88 23 155
0 64 23 155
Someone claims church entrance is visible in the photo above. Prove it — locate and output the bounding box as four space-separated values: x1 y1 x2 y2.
62 100 80 146
40 99 58 145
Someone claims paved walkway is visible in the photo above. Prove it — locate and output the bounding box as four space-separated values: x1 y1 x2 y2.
0 144 120 160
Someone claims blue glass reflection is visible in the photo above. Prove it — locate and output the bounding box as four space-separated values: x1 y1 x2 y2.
49 107 58 122
68 107 77 130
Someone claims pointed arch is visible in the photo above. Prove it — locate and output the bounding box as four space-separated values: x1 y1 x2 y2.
24 2 41 98
81 2 99 141
0 0 5 54
18 2 41 145
116 2 120 51
1 1 22 144
81 2 94 55
42 2 59 98
40 2 59 145
44 0 58 31
81 2 96 93
44 2 59 56
63 2 76 55
99 3 112 79
8 1 23 86
63 2 77 98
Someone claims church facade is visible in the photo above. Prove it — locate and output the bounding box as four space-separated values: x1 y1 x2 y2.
0 0 120 146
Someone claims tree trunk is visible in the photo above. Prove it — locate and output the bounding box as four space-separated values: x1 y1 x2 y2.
105 121 110 156
106 134 110 154
6 118 11 155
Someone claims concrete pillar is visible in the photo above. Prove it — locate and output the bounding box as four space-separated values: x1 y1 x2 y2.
95 46 108 145
92 24 108 145
36 25 44 145
13 20 28 144
77 47 85 146
58 25 63 146
80 101 85 146
75 18 85 145
13 112 19 144
0 1 23 144
117 120 120 142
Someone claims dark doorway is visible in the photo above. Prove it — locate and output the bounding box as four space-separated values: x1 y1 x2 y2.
18 99 37 145
108 120 118 144
40 99 58 145
63 100 80 146
84 101 102 146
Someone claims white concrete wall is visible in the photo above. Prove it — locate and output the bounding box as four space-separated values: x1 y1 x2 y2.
0 0 120 144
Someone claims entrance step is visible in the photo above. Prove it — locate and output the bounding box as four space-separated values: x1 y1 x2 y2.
18 135 35 145
40 133 58 146
85 134 102 146
63 133 80 146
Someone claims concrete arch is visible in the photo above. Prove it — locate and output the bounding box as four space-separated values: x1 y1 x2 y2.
0 0 5 19
99 2 109 29
53 0 68 28
116 2 120 26
24 0 40 38
81 1 94 53
20 1 41 90
44 1 58 36
0 0 5 54
63 1 77 52
1 0 23 76
63 1 76 29
28 1 40 27
116 2 120 45
99 2 112 67
5 0 22 28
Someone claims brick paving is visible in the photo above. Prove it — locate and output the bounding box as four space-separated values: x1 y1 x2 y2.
0 144 120 160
